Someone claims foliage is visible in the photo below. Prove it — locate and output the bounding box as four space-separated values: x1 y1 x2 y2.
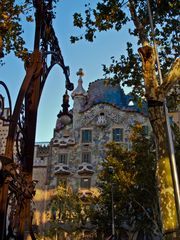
166 81 180 111
0 0 60 64
91 124 162 237
46 184 97 239
0 0 32 62
72 0 179 97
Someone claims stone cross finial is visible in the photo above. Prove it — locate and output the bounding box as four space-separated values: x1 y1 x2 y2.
76 68 84 79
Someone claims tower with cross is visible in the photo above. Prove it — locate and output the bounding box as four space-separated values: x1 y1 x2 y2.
71 68 87 129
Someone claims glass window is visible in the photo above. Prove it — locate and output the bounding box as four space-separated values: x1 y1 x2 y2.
128 100 134 106
80 178 91 189
169 116 173 125
82 129 92 143
142 126 149 136
113 128 123 142
82 152 91 163
58 153 68 164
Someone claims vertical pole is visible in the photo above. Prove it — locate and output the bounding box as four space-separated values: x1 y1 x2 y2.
165 104 180 226
111 184 115 238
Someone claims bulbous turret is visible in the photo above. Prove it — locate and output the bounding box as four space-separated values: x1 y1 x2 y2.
56 90 72 130
71 68 87 100
71 68 87 129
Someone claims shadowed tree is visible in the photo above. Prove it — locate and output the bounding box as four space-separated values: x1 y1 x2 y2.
46 184 97 239
90 124 161 239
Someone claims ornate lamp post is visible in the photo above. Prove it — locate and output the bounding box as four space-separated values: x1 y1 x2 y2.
0 1 74 239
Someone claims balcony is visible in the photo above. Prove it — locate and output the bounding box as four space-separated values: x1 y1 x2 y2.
52 136 75 147
54 164 71 176
96 114 107 127
77 163 94 175
52 138 60 147
67 137 75 145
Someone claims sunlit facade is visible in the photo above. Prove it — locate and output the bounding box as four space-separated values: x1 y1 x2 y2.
32 71 151 236
49 77 150 193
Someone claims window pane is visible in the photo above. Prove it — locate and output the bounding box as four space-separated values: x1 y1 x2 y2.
58 154 68 164
113 128 123 142
80 178 91 189
82 152 91 163
142 126 148 136
82 130 92 143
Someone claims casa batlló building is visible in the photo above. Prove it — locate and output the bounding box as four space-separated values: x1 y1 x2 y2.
32 69 150 234
49 69 149 194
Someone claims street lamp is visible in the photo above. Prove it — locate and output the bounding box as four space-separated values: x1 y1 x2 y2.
0 1 74 239
108 166 115 239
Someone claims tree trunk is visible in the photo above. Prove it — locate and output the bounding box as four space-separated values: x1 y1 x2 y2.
148 103 178 231
138 45 178 232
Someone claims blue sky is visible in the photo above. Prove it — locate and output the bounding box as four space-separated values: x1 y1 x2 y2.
1 0 136 142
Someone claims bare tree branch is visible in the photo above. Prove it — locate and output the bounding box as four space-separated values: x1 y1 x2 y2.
128 0 147 45
133 199 162 236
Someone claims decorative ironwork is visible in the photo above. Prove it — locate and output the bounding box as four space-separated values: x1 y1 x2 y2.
0 0 74 239
16 104 26 164
0 81 12 121
39 0 74 92
7 164 37 238
57 90 73 127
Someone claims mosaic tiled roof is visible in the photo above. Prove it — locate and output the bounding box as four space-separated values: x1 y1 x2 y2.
82 79 147 114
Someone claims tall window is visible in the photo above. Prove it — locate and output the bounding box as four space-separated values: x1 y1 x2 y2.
80 178 91 189
82 152 91 163
112 128 123 142
142 125 149 136
82 129 92 143
58 153 68 164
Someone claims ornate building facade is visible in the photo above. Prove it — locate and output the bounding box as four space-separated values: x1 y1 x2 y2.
49 69 149 194
32 70 151 235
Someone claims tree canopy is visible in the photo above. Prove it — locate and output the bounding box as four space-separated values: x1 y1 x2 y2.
0 0 32 61
0 0 60 63
72 0 179 97
91 124 162 238
46 184 98 239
